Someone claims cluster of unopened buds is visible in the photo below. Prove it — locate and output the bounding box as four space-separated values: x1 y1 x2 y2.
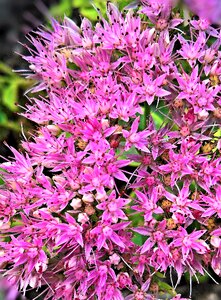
0 0 221 299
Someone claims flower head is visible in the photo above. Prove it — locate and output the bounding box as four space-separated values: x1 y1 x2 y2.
0 1 221 299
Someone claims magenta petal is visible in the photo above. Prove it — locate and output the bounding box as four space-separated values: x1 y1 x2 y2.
114 170 128 182
141 238 154 254
110 232 125 248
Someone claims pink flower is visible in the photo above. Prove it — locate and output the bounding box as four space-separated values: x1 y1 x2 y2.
170 227 209 260
125 279 151 300
134 220 169 254
133 188 163 222
55 213 84 247
136 73 170 105
164 181 204 220
90 222 130 250
210 229 221 275
203 186 221 218
159 149 194 186
122 117 152 152
96 191 130 223
178 32 206 68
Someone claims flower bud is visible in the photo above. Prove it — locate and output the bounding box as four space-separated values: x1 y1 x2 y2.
46 125 61 136
77 213 89 224
82 193 94 204
70 198 82 210
109 253 121 265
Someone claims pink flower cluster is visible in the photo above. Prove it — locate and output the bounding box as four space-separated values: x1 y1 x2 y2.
0 0 221 299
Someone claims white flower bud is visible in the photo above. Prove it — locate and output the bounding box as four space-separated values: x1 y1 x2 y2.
82 193 94 204
198 109 209 120
70 198 82 210
77 213 89 224
46 125 61 136
109 253 121 265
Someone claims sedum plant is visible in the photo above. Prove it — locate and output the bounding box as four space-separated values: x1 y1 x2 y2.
0 0 221 299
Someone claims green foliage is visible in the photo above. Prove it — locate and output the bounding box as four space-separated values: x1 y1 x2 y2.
0 62 33 141
185 271 210 284
151 111 165 129
50 0 132 20
158 281 176 296
0 62 19 112
139 103 150 131
74 0 107 20
50 0 74 18
132 232 143 245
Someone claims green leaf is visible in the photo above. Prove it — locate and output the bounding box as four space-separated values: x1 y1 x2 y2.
11 219 23 227
132 232 143 245
117 0 132 10
125 146 139 155
158 281 176 295
65 132 72 138
214 128 221 137
155 272 166 279
2 83 18 112
0 120 20 131
151 111 164 129
73 0 86 7
130 212 144 227
139 102 150 131
0 62 14 76
50 0 73 17
0 111 8 124
80 8 99 20
129 161 141 167
185 272 209 283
